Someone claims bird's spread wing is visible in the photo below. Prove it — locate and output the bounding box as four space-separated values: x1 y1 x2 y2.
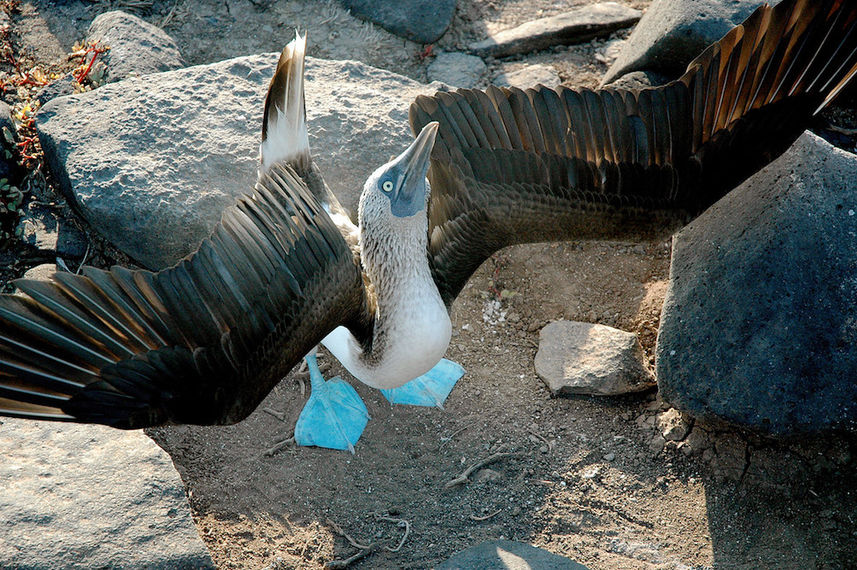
409 0 857 306
0 163 367 429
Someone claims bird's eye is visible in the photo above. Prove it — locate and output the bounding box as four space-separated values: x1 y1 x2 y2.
382 180 394 192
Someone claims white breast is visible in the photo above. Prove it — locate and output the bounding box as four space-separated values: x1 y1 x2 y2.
320 281 451 390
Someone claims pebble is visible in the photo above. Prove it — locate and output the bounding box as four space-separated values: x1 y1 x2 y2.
648 434 666 454
427 51 486 88
493 64 560 89
581 466 600 479
534 321 655 396
603 452 616 462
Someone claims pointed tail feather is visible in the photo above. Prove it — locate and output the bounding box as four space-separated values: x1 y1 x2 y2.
260 32 310 174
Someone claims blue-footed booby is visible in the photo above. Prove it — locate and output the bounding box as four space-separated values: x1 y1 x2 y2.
0 33 460 453
0 0 856 451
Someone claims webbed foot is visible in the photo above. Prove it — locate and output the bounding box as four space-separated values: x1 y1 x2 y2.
380 358 464 409
294 354 369 453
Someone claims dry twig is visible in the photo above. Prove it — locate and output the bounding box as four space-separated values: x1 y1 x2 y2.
327 519 371 550
439 425 468 449
445 451 526 488
529 431 553 452
469 509 502 521
324 544 379 569
263 407 286 422
373 514 410 552
160 0 182 27
263 435 295 457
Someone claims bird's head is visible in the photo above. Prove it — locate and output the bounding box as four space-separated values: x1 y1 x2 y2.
359 122 439 235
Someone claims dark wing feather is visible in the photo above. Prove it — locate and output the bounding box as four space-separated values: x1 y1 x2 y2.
0 163 368 429
410 0 857 306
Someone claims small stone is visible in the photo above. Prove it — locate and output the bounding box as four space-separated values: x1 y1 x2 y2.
493 64 561 89
648 434 666 455
534 321 655 396
581 466 600 480
87 11 185 84
15 203 88 258
437 540 589 569
605 70 670 90
473 468 502 483
683 426 713 456
427 51 487 88
603 452 616 462
594 38 625 65
656 408 690 441
19 263 57 283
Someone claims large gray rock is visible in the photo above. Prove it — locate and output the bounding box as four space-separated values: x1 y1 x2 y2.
656 133 857 435
340 0 456 44
86 11 185 83
469 3 640 59
601 0 770 85
437 540 589 569
0 419 214 569
37 54 437 269
535 321 654 396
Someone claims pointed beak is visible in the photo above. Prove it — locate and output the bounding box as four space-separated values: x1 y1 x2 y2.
390 122 439 218
400 121 438 183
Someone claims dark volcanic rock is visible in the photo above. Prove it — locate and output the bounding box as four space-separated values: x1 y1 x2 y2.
656 133 857 435
340 0 456 44
438 540 589 569
601 0 769 85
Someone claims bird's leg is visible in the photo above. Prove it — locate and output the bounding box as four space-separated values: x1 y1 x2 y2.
380 358 465 409
293 353 370 453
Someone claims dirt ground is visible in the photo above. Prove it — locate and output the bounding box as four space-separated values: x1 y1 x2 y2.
3 0 857 568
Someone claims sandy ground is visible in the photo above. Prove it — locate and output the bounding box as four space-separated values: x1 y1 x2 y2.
3 0 857 568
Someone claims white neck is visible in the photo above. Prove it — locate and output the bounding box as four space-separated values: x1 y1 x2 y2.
321 208 451 389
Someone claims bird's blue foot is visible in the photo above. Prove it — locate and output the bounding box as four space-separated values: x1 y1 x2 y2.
380 358 464 409
294 354 369 453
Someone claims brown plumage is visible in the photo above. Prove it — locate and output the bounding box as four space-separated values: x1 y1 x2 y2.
0 41 372 429
410 0 857 305
1 0 856 431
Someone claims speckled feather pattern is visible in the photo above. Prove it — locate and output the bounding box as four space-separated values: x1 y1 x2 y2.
321 178 451 390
